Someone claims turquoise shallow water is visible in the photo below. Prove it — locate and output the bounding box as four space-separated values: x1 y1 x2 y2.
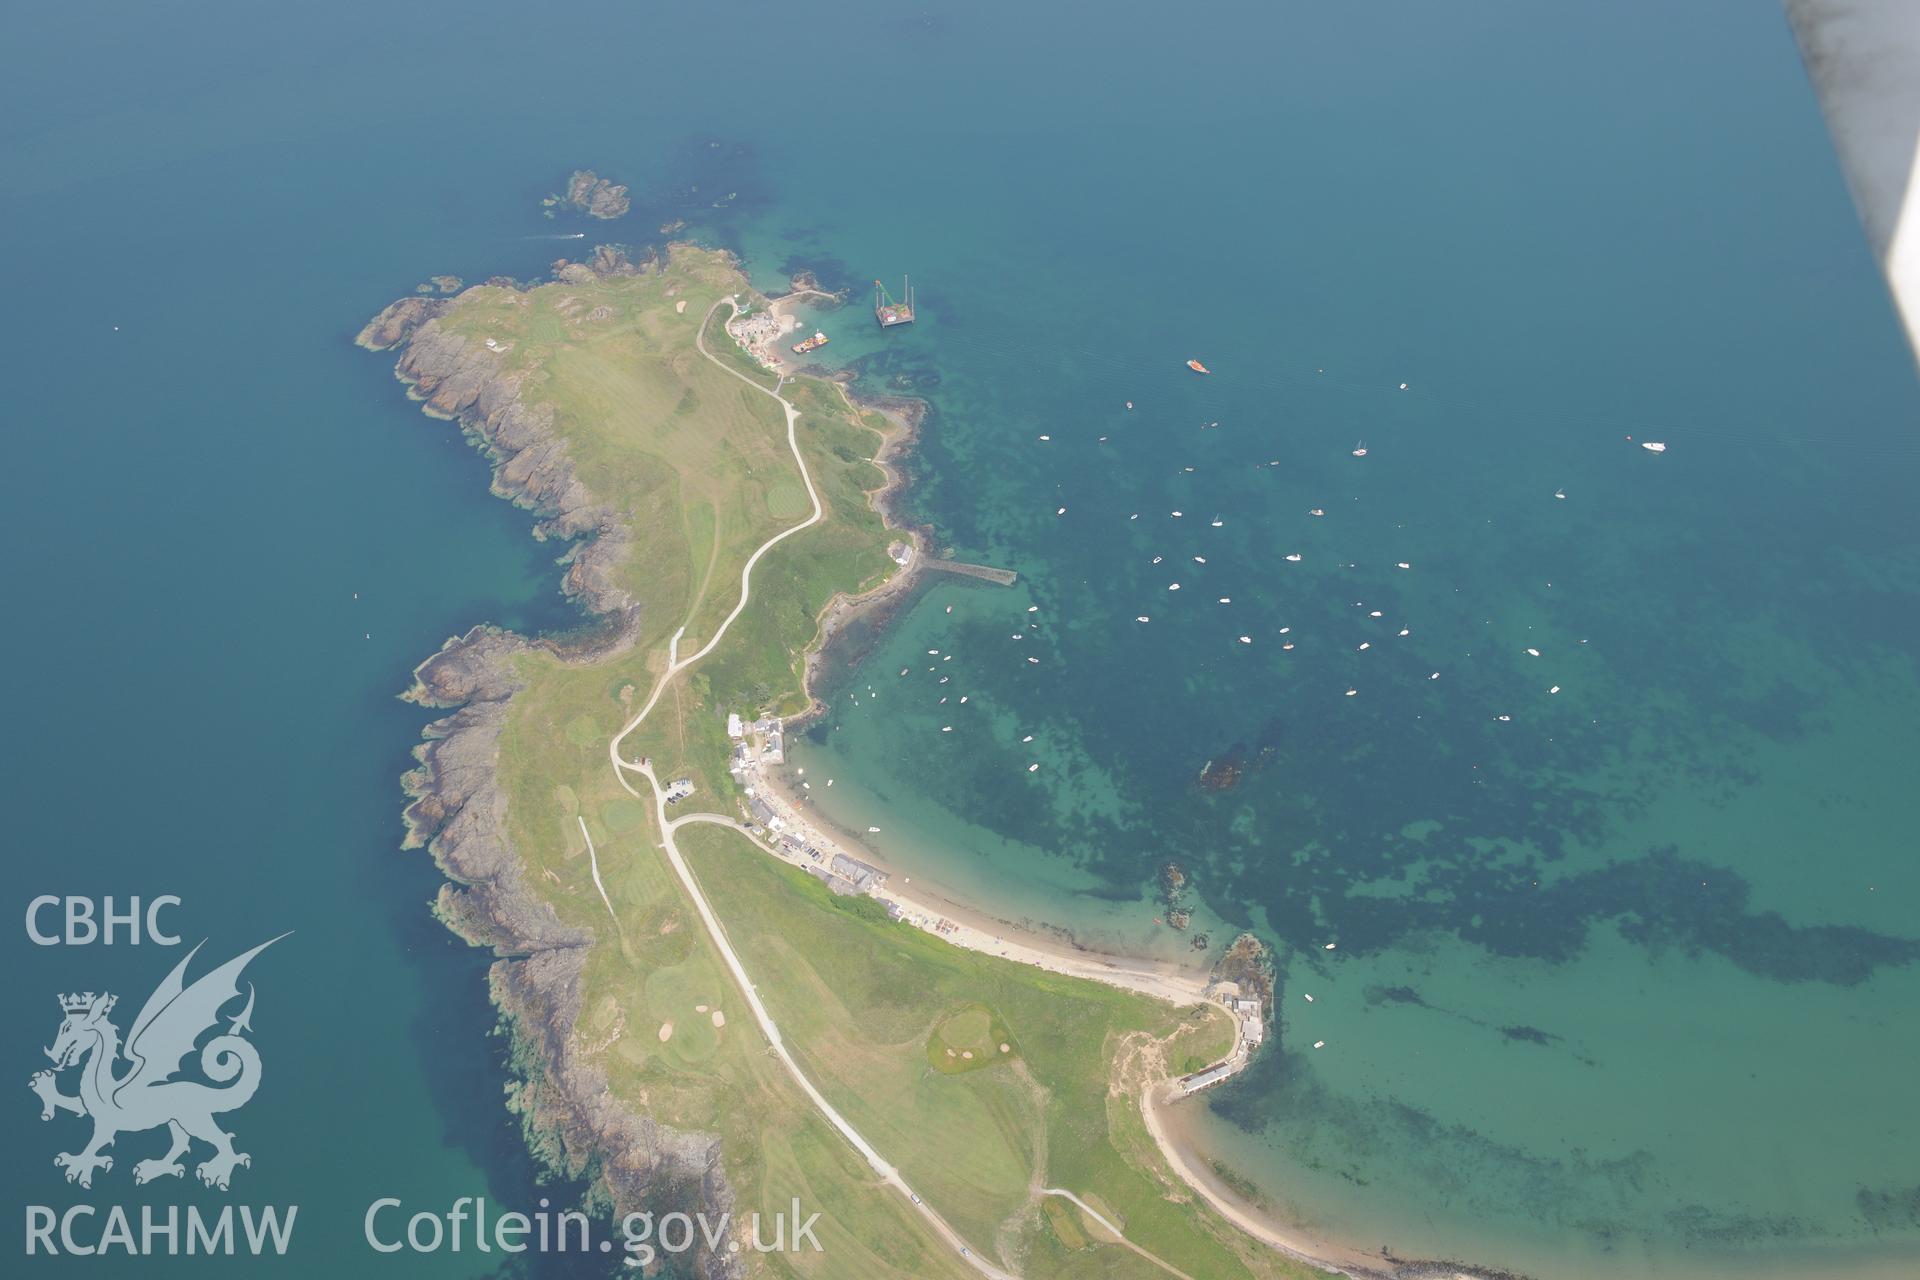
5 0 1918 1276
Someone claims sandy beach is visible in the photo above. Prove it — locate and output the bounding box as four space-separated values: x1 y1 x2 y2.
1141 1080 1401 1280
734 757 1438 1279
746 757 1219 1007
709 306 1502 1280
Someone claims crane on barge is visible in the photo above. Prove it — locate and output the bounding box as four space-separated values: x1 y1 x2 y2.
874 276 915 327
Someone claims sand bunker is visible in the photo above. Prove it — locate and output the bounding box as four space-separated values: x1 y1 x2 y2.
695 1004 709 1014
657 1021 674 1042
999 1043 1011 1053
711 1010 726 1028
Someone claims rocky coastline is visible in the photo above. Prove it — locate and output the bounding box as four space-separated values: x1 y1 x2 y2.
782 379 935 734
367 249 743 1276
368 247 940 1277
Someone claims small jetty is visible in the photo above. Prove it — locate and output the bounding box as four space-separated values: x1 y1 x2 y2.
875 276 915 327
924 557 1017 586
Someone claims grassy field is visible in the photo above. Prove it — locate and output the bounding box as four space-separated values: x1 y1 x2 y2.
415 246 1301 1276
434 249 801 660
677 823 1306 1279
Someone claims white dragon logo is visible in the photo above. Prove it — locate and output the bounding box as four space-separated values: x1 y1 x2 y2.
29 936 284 1190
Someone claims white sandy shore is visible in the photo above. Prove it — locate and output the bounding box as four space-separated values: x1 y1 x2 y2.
1142 1082 1393 1279
744 758 1219 1007
702 306 1438 1280
736 760 1419 1278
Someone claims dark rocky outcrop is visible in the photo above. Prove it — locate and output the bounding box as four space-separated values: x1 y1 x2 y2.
387 312 634 619
355 295 446 351
548 169 631 219
372 253 739 1278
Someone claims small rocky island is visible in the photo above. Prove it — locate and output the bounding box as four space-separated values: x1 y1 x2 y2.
544 168 630 219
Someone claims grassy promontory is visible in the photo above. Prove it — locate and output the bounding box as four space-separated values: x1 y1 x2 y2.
376 243 1307 1278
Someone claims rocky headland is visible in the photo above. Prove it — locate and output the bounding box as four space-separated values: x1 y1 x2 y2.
367 249 742 1276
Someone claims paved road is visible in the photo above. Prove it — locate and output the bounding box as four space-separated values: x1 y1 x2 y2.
594 298 1192 1280
598 299 1013 1278
637 763 1015 1280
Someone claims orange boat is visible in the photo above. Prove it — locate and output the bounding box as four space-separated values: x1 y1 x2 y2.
1187 359 1210 374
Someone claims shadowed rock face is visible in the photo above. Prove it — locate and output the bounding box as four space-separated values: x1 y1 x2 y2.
355 295 445 352
379 296 637 620
372 255 742 1278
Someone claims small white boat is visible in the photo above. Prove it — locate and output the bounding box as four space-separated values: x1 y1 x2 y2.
868 826 882 833
1641 441 1667 453
1351 442 1367 457
1286 553 1302 562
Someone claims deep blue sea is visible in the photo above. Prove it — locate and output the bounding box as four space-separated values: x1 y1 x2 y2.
5 1 1917 1277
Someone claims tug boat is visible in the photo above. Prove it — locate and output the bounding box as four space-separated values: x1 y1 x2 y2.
1187 358 1210 374
791 330 830 355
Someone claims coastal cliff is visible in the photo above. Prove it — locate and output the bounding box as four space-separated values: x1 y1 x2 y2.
358 270 640 623
371 253 741 1276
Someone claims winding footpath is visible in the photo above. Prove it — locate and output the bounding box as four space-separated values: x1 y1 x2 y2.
598 297 1196 1280
604 299 1011 1278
